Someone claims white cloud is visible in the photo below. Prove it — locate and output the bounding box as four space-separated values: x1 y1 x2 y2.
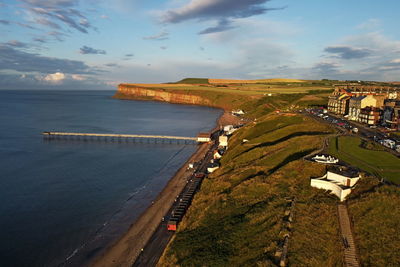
356 18 381 31
43 72 65 83
71 74 86 80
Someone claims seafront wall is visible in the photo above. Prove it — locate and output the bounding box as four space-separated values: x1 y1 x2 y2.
114 84 214 107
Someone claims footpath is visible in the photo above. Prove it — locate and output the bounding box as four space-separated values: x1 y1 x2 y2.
338 204 360 267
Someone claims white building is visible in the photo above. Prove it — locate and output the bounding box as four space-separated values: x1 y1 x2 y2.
223 125 233 132
310 169 361 201
207 163 220 173
219 135 228 147
197 133 211 143
232 109 245 115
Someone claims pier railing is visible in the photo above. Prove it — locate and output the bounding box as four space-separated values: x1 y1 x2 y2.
42 131 199 144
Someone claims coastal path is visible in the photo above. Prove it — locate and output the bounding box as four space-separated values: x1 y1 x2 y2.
338 204 360 267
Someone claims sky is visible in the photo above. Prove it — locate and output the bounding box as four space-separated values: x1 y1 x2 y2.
1 0 400 90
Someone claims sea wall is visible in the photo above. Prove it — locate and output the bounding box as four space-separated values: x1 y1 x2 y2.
114 84 213 107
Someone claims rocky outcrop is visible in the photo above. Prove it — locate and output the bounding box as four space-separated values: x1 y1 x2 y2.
114 84 212 107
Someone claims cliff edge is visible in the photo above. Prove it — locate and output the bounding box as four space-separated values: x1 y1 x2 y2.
114 84 213 108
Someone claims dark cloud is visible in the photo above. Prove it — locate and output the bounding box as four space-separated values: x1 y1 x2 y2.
48 31 67 41
79 45 106 55
143 31 169 40
162 0 284 23
324 45 371 59
160 46 167 50
312 62 340 74
33 37 48 43
3 40 30 48
104 63 120 67
17 22 38 30
0 19 10 25
122 54 134 60
199 19 236 34
35 17 61 29
0 45 93 74
372 59 400 71
20 0 94 34
21 0 77 8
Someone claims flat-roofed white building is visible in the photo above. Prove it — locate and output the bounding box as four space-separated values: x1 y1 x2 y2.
311 168 361 201
219 135 228 147
197 133 211 143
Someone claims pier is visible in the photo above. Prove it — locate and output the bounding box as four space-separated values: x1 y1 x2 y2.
42 131 205 144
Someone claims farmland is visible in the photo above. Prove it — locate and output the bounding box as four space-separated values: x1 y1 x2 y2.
126 78 335 96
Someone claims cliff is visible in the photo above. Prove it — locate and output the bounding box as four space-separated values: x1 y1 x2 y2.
114 84 213 108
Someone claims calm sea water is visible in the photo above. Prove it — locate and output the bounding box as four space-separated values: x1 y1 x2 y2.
0 90 222 267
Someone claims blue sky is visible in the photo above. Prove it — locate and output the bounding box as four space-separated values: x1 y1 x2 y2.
1 0 400 89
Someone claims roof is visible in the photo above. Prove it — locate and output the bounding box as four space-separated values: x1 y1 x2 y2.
197 132 211 138
351 95 367 101
327 166 359 178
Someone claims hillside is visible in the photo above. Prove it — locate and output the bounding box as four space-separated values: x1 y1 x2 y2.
158 114 343 266
114 79 400 266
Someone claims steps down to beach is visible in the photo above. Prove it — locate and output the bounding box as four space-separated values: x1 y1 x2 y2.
338 204 360 267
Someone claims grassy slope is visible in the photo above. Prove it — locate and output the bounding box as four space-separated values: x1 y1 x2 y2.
175 78 210 84
346 178 400 266
328 136 400 183
158 115 343 266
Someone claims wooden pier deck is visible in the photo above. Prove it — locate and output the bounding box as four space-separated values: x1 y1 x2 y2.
42 131 199 143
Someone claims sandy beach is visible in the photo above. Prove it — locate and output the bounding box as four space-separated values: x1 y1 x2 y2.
89 111 241 267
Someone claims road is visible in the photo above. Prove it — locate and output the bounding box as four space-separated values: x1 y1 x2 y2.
133 137 218 267
305 109 400 157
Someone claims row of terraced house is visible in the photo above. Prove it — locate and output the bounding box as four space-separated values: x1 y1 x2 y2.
327 84 400 130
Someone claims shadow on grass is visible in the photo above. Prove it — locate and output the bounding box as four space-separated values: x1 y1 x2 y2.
235 131 328 159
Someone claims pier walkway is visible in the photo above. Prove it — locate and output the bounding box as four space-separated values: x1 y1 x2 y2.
42 131 200 144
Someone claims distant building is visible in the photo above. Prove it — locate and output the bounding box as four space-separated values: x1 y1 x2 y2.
310 168 361 201
359 107 382 125
232 109 245 115
348 95 385 121
223 125 237 135
333 84 400 99
328 90 353 115
382 100 400 130
197 133 211 143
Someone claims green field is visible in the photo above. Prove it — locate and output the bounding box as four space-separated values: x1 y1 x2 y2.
328 136 400 183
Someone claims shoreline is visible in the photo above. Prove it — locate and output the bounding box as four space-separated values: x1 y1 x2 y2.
88 111 240 267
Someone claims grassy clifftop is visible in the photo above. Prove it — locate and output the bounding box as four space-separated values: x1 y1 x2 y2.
158 114 345 266
157 106 400 266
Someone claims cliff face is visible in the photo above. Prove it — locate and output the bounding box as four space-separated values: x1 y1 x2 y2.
115 84 212 107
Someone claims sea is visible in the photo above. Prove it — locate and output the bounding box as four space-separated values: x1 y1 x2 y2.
0 90 222 267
